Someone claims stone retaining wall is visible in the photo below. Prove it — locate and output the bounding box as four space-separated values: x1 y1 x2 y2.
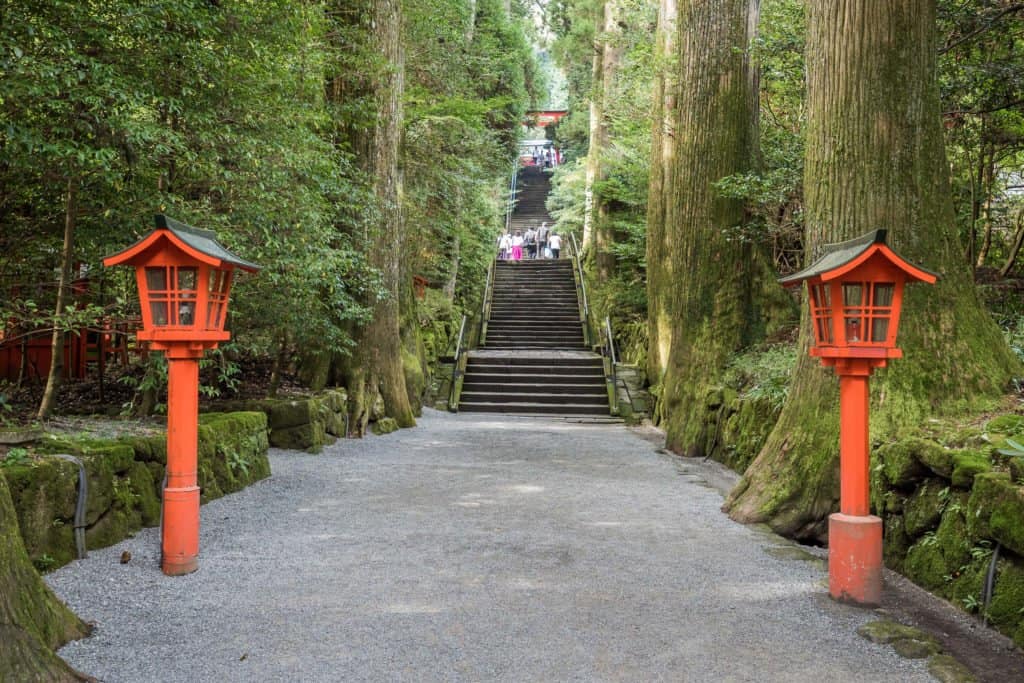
871 416 1024 648
213 389 350 452
4 411 270 572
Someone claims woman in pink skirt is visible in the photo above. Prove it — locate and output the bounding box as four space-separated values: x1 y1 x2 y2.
510 231 524 261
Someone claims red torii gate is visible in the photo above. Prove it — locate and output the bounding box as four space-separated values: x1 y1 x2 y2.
524 110 567 128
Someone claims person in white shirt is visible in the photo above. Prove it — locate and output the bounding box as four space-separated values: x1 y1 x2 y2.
498 232 512 260
547 232 561 259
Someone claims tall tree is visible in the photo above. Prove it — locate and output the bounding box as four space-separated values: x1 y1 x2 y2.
588 0 623 280
726 0 1021 541
650 0 786 454
645 0 678 393
331 0 417 434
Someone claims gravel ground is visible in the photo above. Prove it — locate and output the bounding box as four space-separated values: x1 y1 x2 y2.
47 409 932 682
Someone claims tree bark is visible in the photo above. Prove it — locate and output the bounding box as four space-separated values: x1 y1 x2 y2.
646 0 678 393
653 0 781 455
999 206 1024 278
725 0 1021 542
337 0 416 430
975 145 996 267
0 473 91 681
36 178 77 421
593 0 622 281
582 2 605 254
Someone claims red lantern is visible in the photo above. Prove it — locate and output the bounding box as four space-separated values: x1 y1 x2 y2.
104 215 259 575
780 229 936 606
104 215 258 349
781 229 936 367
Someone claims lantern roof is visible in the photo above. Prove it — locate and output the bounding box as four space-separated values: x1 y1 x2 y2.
103 214 260 272
779 229 936 287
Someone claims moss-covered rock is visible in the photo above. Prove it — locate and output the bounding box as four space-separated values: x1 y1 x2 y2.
883 514 910 572
3 459 78 569
950 450 991 489
270 422 327 453
967 472 1024 556
717 396 780 473
876 439 930 488
267 400 319 430
986 559 1024 646
914 439 956 479
903 479 946 536
372 417 399 435
904 507 971 592
127 460 160 527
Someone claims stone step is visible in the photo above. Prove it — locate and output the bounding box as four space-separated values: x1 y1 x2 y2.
462 381 605 394
461 391 607 406
467 355 602 366
459 401 609 416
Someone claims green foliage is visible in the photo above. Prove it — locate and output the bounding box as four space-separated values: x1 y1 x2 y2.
998 437 1024 458
937 0 1024 269
32 554 57 573
0 447 31 469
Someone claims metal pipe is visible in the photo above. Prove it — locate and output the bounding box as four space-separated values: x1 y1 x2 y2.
605 316 618 365
52 454 88 560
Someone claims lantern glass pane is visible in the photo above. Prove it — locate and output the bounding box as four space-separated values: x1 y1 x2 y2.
843 283 863 306
845 317 864 342
178 267 197 291
873 283 894 306
145 267 167 291
871 318 889 342
150 302 168 326
178 301 195 326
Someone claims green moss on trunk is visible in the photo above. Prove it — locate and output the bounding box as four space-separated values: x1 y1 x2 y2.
0 474 90 680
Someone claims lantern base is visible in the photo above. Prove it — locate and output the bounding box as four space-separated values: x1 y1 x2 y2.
161 485 200 576
828 513 882 606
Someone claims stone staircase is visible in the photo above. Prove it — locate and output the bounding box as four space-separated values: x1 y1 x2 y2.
458 166 610 416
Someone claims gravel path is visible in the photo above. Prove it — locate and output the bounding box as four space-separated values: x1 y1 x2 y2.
47 410 931 682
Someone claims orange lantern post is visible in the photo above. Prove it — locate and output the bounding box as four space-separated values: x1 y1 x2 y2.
779 230 936 605
104 215 259 575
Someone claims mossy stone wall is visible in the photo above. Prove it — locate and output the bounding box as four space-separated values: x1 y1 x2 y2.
5 411 270 572
870 418 1024 649
693 390 781 474
213 389 348 453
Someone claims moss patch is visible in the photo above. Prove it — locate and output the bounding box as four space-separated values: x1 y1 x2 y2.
950 450 991 489
877 439 930 488
968 473 1024 556
857 620 942 660
927 654 977 683
903 479 946 536
372 417 399 435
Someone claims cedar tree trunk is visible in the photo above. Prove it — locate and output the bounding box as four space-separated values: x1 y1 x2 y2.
646 0 678 393
654 0 781 455
333 0 416 433
725 0 1021 542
